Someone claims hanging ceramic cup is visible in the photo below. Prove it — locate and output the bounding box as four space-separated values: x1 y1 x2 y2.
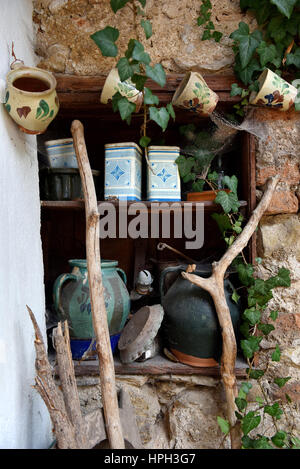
172 71 219 116
4 62 59 134
100 68 143 112
249 68 297 111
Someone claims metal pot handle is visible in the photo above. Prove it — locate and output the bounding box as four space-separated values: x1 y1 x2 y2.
159 265 185 299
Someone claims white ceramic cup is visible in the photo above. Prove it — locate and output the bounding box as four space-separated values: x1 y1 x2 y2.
100 68 143 112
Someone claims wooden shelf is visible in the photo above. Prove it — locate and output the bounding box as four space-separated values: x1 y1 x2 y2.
41 199 248 211
53 73 243 117
70 352 247 378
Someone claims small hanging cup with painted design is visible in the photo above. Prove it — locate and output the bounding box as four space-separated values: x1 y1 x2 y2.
172 71 218 116
4 62 59 134
249 68 297 111
101 68 143 112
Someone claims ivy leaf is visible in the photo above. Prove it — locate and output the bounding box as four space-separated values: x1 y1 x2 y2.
230 83 244 96
90 26 119 57
270 310 279 321
266 268 291 289
192 180 205 192
274 377 291 388
166 102 176 120
132 40 151 65
149 106 170 131
212 31 223 42
110 0 129 13
241 336 262 359
243 307 261 325
232 289 240 304
241 411 261 435
234 56 261 85
202 30 212 41
237 263 254 287
264 402 283 420
175 155 195 178
271 431 287 448
239 32 261 69
117 97 136 121
141 19 152 39
214 190 240 214
252 437 273 449
230 21 250 42
223 175 238 194
270 0 297 18
272 344 281 362
257 41 278 67
211 213 232 234
258 323 275 335
139 136 151 148
235 397 247 411
286 48 300 68
145 64 166 87
131 74 147 91
144 87 159 105
117 57 133 81
246 368 265 379
217 416 230 435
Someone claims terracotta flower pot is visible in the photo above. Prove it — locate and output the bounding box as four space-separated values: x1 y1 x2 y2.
187 189 230 202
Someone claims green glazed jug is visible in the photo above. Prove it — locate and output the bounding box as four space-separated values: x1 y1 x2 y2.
53 259 130 357
160 264 241 367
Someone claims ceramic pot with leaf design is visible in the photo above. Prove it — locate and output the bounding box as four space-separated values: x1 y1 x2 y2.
4 62 59 134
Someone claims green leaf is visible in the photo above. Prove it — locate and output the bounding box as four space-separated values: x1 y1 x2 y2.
239 33 261 69
257 41 278 67
291 436 300 448
232 289 240 304
230 83 244 97
149 106 170 131
241 435 254 449
271 431 287 448
246 368 265 379
272 344 281 362
212 31 223 42
192 180 205 192
166 102 176 120
274 377 291 388
230 22 250 42
264 402 283 420
211 213 232 234
243 307 261 325
270 0 297 18
202 30 212 41
252 437 273 449
214 190 240 214
139 136 151 148
270 310 278 321
286 48 300 68
145 64 166 87
217 416 230 435
266 268 291 289
91 26 119 57
234 56 261 85
117 57 133 82
131 73 147 91
141 19 152 39
256 396 264 405
223 175 238 194
235 397 247 411
258 323 275 335
132 40 151 65
144 87 159 105
110 0 129 13
237 263 254 286
241 336 262 359
241 411 261 435
175 155 195 178
117 96 136 121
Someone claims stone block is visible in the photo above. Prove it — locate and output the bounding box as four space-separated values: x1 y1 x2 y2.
258 214 300 259
264 190 299 215
256 161 300 187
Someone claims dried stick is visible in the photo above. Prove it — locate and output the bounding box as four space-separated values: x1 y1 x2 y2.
54 321 88 448
182 175 279 449
27 306 79 449
71 120 124 449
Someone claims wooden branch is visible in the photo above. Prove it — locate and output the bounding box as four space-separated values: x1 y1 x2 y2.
182 175 279 449
27 306 79 449
71 120 124 449
54 321 88 448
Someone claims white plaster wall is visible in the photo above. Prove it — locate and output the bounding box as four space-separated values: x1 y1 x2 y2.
0 0 52 448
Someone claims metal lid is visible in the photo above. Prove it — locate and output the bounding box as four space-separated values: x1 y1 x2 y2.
118 305 164 364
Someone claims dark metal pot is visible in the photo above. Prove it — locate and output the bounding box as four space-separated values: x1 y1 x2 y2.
160 264 241 367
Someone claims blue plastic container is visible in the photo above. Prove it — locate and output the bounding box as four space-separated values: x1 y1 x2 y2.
70 333 121 360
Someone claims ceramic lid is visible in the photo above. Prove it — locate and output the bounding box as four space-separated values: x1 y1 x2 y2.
118 305 164 364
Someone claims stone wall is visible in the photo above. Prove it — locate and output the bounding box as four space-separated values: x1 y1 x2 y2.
32 0 300 448
33 0 256 75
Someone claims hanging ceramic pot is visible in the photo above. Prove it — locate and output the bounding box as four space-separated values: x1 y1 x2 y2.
4 62 59 134
160 264 241 367
53 259 131 359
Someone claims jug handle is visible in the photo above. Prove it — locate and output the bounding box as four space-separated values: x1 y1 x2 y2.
116 267 127 285
160 265 184 299
53 273 77 316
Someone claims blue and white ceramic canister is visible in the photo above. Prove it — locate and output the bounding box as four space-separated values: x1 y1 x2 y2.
147 146 181 202
104 142 142 201
45 138 78 168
